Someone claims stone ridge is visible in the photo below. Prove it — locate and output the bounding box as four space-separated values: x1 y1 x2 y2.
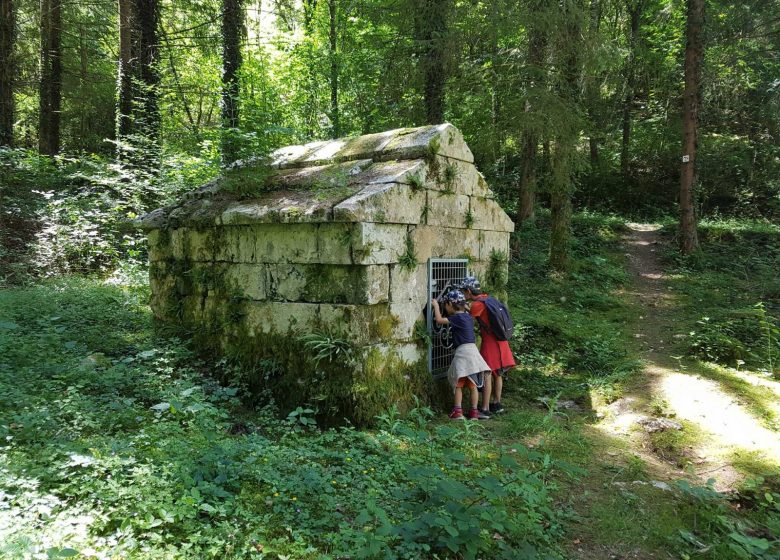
269 123 474 169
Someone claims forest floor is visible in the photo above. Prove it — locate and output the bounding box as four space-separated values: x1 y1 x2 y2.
515 222 780 559
1 214 778 559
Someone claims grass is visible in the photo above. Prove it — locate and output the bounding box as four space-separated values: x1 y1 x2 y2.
0 277 567 559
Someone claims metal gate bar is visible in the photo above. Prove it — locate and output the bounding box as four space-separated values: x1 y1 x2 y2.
427 258 469 378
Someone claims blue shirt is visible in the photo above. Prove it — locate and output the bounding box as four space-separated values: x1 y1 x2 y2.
448 312 476 348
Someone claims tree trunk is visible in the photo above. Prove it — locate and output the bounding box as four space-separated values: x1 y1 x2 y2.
586 0 602 167
302 0 318 137
517 15 546 224
679 0 702 254
517 132 537 223
135 0 160 144
620 2 641 176
417 0 450 124
548 0 582 271
117 0 133 141
0 0 14 146
328 0 339 138
38 0 61 155
549 187 572 270
589 137 599 165
221 0 244 163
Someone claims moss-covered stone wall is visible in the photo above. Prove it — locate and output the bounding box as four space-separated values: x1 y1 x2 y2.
142 123 513 424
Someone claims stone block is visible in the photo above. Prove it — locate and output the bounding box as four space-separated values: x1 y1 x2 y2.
334 129 399 161
220 195 336 225
318 303 398 344
267 263 391 304
431 156 480 195
213 226 258 262
389 263 428 303
474 172 492 198
244 301 320 336
388 264 429 340
469 196 515 232
170 228 187 260
358 160 428 187
479 230 510 260
407 225 478 262
251 224 319 264
317 223 354 265
147 230 172 261
379 123 474 163
351 223 408 265
183 228 216 262
333 183 425 225
224 264 267 300
389 298 427 340
427 192 470 228
270 140 329 169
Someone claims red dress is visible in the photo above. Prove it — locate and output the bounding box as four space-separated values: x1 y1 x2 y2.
470 295 516 372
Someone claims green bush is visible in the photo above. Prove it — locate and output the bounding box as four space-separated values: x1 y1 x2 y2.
0 277 569 559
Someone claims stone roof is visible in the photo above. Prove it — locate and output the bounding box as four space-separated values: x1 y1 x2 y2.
138 123 511 232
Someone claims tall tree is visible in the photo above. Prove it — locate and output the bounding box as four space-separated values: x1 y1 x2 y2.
116 0 160 162
117 0 133 141
548 0 583 271
38 0 62 155
134 0 160 144
416 0 451 124
517 7 547 224
585 0 601 167
0 0 13 146
679 0 702 253
221 0 244 163
327 0 339 138
620 0 642 176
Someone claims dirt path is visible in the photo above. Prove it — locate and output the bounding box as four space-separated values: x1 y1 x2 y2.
601 224 780 491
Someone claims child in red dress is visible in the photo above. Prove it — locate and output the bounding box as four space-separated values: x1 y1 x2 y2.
459 276 516 414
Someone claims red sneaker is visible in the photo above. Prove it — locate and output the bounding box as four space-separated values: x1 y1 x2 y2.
468 408 490 420
449 408 465 420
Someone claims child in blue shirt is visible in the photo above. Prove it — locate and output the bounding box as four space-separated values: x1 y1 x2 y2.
431 289 491 420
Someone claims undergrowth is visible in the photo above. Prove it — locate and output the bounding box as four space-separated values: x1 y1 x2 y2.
0 277 568 559
507 211 641 405
661 219 780 375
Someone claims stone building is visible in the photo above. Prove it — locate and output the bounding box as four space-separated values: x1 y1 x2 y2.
139 123 514 424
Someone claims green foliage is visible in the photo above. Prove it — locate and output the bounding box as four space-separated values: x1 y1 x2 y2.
688 308 779 371
674 479 780 559
298 330 357 367
0 277 567 558
408 173 424 192
464 209 474 228
219 161 273 199
662 219 780 375
399 235 417 271
508 211 640 401
0 147 217 283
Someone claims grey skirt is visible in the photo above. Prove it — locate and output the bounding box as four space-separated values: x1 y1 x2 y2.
447 343 491 389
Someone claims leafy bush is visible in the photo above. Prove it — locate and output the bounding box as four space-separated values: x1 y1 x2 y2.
674 479 780 559
0 147 218 283
0 277 569 559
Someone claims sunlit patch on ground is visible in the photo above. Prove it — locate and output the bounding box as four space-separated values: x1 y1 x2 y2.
659 368 780 453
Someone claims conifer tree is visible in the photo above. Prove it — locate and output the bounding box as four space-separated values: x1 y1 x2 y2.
0 0 13 146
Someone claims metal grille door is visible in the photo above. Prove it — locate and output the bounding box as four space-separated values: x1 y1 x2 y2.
427 259 469 378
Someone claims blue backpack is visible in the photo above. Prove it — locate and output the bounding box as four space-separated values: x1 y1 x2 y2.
480 297 514 341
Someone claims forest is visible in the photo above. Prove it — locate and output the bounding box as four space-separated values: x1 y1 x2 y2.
1 0 779 558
